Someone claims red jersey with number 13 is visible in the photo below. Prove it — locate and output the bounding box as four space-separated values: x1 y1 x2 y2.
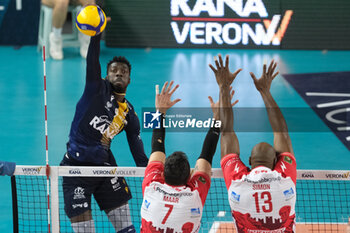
221 152 297 233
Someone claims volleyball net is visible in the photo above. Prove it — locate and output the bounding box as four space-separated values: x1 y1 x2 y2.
11 166 350 233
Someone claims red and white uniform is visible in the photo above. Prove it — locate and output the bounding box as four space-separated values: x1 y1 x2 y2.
221 152 297 233
141 162 211 233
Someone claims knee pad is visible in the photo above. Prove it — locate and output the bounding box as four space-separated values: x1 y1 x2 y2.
71 219 95 233
107 203 134 233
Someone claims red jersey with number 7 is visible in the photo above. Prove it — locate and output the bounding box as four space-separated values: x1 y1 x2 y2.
141 162 211 233
221 152 297 233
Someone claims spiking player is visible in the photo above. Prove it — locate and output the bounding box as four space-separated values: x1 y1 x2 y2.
60 30 148 232
140 81 237 233
210 55 296 233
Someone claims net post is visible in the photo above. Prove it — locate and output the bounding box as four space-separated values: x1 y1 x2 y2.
11 176 18 233
50 166 60 233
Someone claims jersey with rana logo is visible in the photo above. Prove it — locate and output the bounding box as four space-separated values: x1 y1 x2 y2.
67 34 148 166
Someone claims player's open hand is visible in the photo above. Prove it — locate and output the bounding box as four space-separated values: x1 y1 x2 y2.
208 86 239 120
209 54 242 88
250 60 279 93
155 81 181 114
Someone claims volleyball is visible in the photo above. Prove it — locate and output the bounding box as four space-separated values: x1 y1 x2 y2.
76 5 106 36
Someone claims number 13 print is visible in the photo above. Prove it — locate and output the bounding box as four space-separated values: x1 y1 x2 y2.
253 191 273 213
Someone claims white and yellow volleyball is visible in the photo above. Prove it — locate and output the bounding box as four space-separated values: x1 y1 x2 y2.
76 5 107 36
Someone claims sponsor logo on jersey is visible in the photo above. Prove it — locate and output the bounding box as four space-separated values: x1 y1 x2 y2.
72 202 88 209
73 187 85 200
230 191 240 202
89 115 111 134
234 163 240 173
72 203 83 209
111 177 117 184
191 208 201 216
243 176 281 184
284 156 293 164
280 162 287 172
90 110 127 140
105 96 114 111
254 169 268 175
112 183 121 191
144 199 151 209
283 187 295 200
105 101 113 111
198 176 206 184
155 186 193 197
193 180 199 188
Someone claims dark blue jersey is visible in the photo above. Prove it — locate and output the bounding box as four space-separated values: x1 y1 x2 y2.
67 34 148 166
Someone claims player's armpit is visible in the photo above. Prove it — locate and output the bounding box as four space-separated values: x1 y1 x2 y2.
148 151 166 164
193 158 212 178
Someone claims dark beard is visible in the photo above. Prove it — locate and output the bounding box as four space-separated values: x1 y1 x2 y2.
112 83 127 93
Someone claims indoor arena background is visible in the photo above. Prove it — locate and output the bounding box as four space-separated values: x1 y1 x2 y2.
0 0 349 232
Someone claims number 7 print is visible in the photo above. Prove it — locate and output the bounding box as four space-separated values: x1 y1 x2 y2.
162 204 174 224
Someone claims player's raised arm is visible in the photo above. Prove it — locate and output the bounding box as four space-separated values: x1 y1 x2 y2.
86 32 102 84
193 96 221 177
209 54 241 158
148 81 181 164
249 60 293 154
195 88 238 176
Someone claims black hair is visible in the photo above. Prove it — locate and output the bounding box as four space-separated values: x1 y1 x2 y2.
164 151 190 186
107 56 131 75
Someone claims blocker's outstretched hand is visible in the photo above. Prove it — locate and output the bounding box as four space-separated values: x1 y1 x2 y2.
155 81 181 114
209 54 242 88
249 60 279 93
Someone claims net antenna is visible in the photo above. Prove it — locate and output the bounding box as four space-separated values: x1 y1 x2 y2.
42 46 51 233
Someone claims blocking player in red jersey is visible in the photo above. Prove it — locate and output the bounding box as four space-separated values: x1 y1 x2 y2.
209 55 296 233
140 81 237 233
